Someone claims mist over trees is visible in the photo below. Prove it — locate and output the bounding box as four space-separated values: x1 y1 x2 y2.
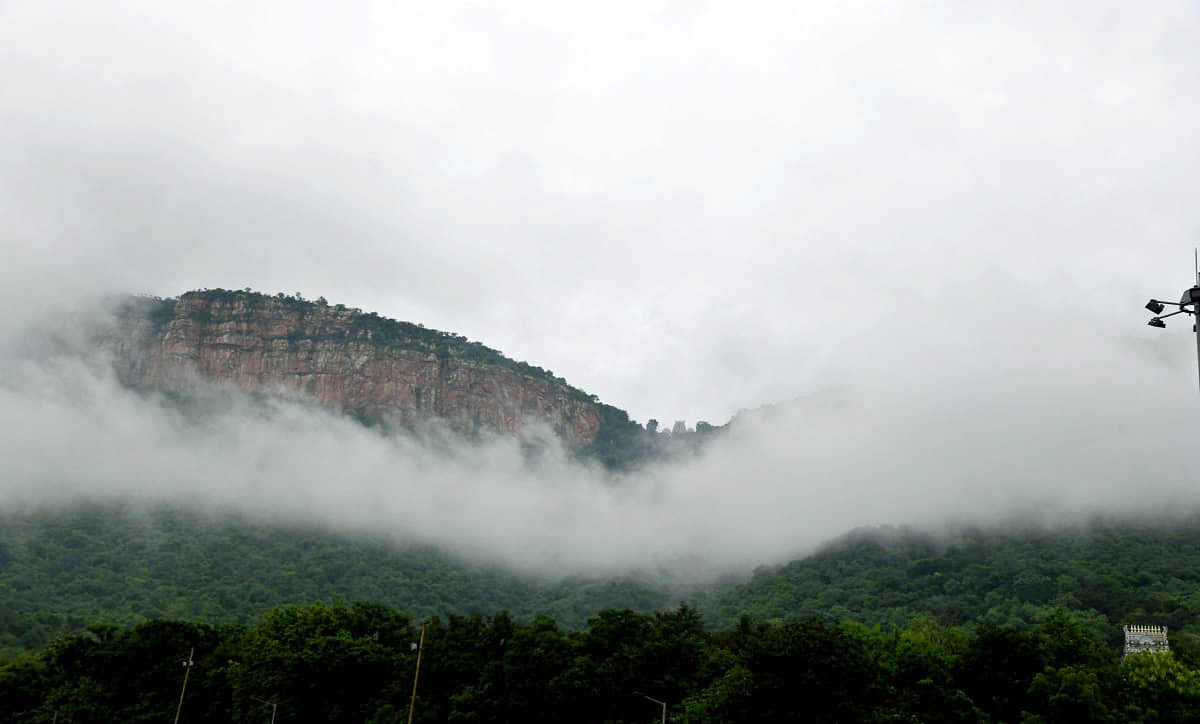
0 505 678 656
4 0 1200 718
10 507 1200 652
706 517 1200 644
3 290 1198 721
7 506 1200 719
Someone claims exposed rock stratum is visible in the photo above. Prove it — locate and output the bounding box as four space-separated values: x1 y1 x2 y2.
109 290 607 445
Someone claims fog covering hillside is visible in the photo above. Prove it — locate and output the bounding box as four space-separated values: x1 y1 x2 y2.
6 282 1200 583
703 516 1200 654
11 503 1200 663
5 0 1200 717
0 504 679 657
6 0 1200 585
11 513 1200 721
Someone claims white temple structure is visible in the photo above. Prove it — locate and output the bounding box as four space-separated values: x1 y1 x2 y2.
1123 624 1169 657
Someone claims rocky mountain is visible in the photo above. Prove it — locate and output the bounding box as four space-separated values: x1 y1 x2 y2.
108 290 609 441
105 289 672 466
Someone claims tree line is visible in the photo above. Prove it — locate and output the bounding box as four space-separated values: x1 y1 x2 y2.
3 601 1199 723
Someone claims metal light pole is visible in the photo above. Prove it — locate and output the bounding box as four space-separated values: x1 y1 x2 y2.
634 691 667 724
250 696 278 724
407 624 426 724
173 648 194 724
1143 253 1200 398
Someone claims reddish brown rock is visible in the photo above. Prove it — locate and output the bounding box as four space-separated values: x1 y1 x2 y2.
109 291 603 445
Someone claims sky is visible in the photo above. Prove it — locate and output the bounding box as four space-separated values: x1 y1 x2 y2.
3 0 1200 577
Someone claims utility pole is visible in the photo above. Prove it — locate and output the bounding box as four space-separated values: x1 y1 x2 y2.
407 624 426 724
1143 252 1200 398
173 648 194 724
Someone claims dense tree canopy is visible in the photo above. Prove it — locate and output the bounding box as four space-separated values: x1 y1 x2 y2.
11 508 1200 663
702 517 1200 645
3 602 1196 723
0 505 677 657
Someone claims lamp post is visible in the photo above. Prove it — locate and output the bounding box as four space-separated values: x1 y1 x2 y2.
250 696 278 724
634 691 667 724
407 624 426 724
173 648 194 724
1143 256 1200 397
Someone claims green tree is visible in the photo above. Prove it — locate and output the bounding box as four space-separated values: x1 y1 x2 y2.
228 602 413 723
956 626 1044 722
1028 665 1116 723
1121 651 1200 721
743 618 879 723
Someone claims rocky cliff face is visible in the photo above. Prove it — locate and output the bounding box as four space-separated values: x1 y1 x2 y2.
109 290 604 445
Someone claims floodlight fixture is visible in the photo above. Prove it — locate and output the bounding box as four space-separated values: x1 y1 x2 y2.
1155 308 1190 321
1143 251 1200 398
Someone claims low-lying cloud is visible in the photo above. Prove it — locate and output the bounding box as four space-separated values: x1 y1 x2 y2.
2 284 1198 580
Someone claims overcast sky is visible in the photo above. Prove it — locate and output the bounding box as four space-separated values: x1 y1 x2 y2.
3 1 1200 575
4 0 1198 424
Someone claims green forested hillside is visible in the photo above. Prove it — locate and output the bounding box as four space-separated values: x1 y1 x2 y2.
11 509 1200 720
703 516 1200 655
0 505 677 656
11 505 1200 673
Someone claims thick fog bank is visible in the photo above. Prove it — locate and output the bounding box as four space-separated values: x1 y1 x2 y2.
2 285 1198 581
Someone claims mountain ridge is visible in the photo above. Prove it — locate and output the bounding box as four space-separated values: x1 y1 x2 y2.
108 289 692 466
105 288 740 469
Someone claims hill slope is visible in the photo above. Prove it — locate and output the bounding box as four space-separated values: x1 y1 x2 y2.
703 516 1200 653
0 504 679 656
11 506 1200 660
